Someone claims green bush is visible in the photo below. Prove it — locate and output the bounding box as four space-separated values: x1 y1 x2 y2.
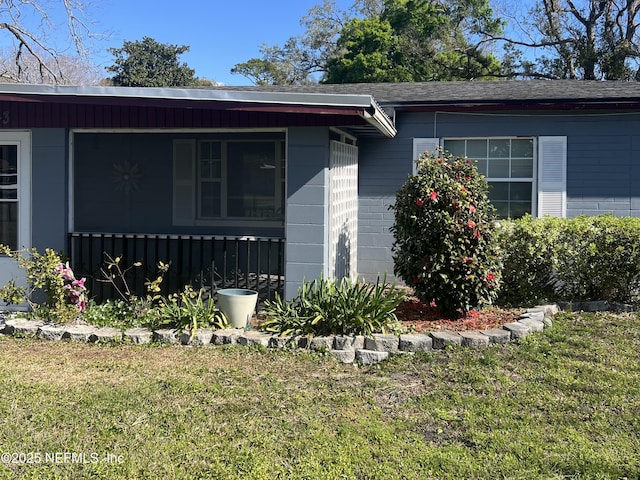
497 215 640 305
389 148 502 317
259 275 405 336
495 215 562 306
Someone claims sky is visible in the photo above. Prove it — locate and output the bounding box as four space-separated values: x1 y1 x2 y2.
85 0 354 85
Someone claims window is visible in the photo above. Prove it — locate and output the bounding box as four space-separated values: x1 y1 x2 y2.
0 145 18 249
444 138 535 218
413 136 566 219
173 134 286 226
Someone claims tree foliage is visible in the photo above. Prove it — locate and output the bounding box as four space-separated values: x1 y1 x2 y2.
0 0 96 84
107 37 198 87
325 0 504 83
233 0 503 84
494 0 640 80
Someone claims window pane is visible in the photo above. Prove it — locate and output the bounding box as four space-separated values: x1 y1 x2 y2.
511 158 533 178
492 201 509 218
0 202 17 250
472 158 487 176
511 182 533 201
444 139 465 157
489 139 510 158
511 139 533 157
488 158 509 177
227 142 278 218
510 202 531 218
466 140 487 158
488 182 509 201
200 182 221 217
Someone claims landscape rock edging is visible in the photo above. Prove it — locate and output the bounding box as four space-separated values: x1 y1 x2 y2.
0 304 559 365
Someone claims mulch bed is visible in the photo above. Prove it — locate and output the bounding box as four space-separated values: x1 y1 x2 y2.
396 294 522 332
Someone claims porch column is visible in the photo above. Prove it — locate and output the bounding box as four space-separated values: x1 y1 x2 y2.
285 128 330 299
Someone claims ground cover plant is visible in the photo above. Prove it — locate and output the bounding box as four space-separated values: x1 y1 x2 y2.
0 311 638 479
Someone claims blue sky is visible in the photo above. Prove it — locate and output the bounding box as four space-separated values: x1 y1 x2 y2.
87 0 354 85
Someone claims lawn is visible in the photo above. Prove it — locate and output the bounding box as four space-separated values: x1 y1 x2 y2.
0 311 638 479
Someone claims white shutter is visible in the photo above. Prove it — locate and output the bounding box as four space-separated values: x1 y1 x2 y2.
537 136 567 218
173 139 196 225
412 138 440 175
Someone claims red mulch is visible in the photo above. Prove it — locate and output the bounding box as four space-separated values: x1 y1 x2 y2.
396 295 522 332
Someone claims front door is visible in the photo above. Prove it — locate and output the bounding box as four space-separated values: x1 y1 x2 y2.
0 132 31 310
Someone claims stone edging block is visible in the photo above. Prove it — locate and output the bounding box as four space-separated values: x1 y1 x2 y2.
0 303 558 365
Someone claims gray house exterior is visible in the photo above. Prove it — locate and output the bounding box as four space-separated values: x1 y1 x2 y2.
1 80 639 304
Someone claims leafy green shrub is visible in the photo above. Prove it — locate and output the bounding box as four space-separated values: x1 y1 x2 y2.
389 148 502 317
496 215 640 305
495 215 562 306
553 215 640 303
0 246 87 323
259 275 405 336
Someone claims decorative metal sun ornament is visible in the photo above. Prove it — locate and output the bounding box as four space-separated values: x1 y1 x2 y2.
112 161 142 194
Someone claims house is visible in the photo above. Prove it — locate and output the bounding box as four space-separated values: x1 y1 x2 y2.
1 80 639 305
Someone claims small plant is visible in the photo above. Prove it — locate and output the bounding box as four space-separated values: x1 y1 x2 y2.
389 148 502 317
0 245 87 323
260 275 405 336
154 285 228 334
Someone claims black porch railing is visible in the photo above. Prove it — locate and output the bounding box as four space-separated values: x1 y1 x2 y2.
68 233 285 304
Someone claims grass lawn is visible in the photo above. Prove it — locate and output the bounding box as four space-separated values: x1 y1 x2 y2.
0 311 639 479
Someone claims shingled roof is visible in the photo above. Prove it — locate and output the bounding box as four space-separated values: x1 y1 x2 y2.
210 80 640 108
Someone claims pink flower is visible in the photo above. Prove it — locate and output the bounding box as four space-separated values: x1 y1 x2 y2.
430 191 438 201
72 278 86 289
467 220 476 229
429 301 437 308
485 273 496 283
469 205 476 213
473 231 482 239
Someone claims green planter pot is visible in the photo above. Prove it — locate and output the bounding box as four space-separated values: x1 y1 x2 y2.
217 288 258 329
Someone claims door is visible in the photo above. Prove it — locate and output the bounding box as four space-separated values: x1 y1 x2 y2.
0 132 31 310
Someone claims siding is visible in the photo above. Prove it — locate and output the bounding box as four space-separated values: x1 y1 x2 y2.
285 127 330 299
357 109 640 280
32 129 67 251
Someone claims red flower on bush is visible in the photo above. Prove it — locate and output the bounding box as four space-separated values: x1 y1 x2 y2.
430 191 438 201
467 220 476 229
416 198 425 206
485 273 496 283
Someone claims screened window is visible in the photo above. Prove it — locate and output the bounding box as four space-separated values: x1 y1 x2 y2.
443 138 535 219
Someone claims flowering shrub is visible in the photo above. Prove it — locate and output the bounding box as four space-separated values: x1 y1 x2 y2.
389 148 502 317
55 262 88 313
0 246 87 323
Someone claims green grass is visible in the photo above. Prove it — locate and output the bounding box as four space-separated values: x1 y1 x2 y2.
0 311 639 479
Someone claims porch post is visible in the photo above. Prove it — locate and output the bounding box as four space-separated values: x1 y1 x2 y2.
284 128 330 300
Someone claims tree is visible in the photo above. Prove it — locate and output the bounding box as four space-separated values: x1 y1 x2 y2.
490 0 640 80
107 37 198 87
325 0 504 83
232 0 504 85
231 0 367 85
0 0 95 84
0 47 102 85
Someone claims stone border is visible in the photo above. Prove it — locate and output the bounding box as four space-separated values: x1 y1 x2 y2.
0 304 559 365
